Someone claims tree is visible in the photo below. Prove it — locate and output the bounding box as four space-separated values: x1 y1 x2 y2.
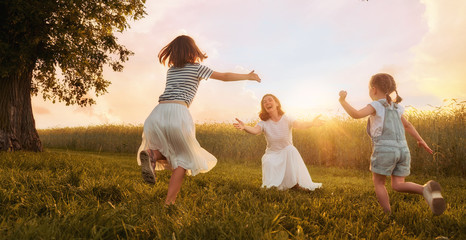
0 0 146 151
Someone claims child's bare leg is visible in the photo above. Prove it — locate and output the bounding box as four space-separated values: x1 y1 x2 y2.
165 167 186 205
373 173 391 213
147 149 166 169
149 149 166 160
391 176 423 194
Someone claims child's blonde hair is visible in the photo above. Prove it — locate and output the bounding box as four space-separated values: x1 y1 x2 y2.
370 73 403 104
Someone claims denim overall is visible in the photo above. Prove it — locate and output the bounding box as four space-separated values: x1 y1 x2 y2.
368 100 411 176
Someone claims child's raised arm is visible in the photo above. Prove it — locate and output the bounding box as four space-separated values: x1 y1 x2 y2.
233 118 261 135
401 115 433 154
339 90 375 119
211 70 261 82
293 115 325 129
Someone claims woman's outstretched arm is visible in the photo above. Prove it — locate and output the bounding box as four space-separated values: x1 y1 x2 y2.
233 118 262 135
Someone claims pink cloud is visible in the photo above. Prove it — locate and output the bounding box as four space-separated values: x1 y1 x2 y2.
409 0 466 100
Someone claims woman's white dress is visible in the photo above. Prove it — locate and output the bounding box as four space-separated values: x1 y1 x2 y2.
257 115 322 190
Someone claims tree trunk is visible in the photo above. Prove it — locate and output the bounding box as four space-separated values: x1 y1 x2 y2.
0 64 42 152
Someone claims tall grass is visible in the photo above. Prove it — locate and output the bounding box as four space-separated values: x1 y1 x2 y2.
38 100 465 176
403 99 465 176
38 124 142 154
0 149 464 239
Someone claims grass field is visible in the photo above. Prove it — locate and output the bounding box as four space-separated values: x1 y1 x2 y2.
0 149 464 239
37 100 465 177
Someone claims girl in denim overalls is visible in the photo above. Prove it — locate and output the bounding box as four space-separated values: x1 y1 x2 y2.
338 73 445 215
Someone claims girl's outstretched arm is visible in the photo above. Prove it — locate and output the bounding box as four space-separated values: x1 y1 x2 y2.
211 70 261 82
233 118 261 135
338 90 375 119
401 115 433 154
293 115 325 129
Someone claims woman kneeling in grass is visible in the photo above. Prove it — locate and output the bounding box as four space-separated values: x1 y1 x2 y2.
234 94 323 191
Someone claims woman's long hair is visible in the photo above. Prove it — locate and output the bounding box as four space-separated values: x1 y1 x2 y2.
158 35 208 68
259 94 285 121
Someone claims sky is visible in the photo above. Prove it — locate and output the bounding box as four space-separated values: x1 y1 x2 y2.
32 0 466 129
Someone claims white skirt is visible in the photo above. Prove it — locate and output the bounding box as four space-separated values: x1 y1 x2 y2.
137 103 217 176
261 145 322 190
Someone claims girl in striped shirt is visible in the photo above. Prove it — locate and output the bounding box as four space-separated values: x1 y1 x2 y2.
137 35 260 206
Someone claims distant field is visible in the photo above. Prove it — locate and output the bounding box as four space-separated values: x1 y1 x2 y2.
0 149 464 239
38 100 465 176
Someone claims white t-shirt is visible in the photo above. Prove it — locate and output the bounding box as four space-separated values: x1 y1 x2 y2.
368 99 405 137
256 115 296 151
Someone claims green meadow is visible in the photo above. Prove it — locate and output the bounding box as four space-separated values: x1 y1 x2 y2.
0 100 464 239
0 150 464 239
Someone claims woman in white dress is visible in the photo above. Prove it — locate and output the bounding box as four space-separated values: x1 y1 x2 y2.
234 94 324 191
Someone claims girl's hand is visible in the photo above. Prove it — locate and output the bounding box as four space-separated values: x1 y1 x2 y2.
311 114 325 127
233 118 245 130
418 140 434 154
339 90 347 102
248 70 261 82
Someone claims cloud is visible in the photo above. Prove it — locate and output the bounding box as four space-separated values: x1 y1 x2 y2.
125 0 190 34
190 80 260 123
409 0 466 100
32 106 50 115
72 105 115 124
31 0 465 128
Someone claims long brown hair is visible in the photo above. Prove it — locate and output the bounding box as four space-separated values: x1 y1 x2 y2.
158 35 208 68
370 73 403 104
259 94 285 121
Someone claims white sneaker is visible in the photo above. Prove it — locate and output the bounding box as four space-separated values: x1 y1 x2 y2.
423 180 446 216
140 150 156 184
